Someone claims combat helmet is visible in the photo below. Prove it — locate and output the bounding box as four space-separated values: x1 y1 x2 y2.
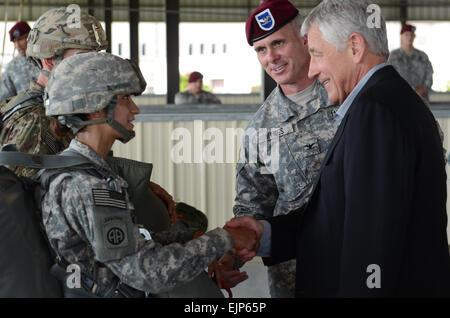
44 52 146 143
26 5 107 68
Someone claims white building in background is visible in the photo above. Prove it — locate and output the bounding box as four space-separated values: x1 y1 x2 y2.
178 23 261 94
109 21 450 95
112 22 261 95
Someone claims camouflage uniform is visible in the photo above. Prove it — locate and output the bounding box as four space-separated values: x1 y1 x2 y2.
0 81 72 179
174 90 222 104
233 79 339 297
0 54 39 103
40 52 233 296
0 7 107 179
41 139 232 294
389 48 433 99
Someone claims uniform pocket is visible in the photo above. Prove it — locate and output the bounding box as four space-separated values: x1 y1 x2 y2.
277 134 327 202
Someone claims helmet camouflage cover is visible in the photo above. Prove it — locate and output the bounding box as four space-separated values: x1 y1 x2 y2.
44 51 146 142
26 6 107 60
45 51 146 116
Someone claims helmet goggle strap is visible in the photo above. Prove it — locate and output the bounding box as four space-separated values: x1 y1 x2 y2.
57 115 104 135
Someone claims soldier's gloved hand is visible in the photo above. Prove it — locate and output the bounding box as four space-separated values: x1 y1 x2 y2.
149 181 176 225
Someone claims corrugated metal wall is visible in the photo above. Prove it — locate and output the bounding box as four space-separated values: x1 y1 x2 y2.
112 119 249 231
112 116 450 242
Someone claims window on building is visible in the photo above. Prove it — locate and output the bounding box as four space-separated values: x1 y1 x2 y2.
212 44 216 54
223 43 227 53
200 43 204 54
189 43 193 55
118 43 122 56
142 43 146 56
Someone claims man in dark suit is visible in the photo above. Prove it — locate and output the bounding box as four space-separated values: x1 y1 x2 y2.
228 0 450 297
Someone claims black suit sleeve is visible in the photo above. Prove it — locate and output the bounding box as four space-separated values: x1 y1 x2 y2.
338 99 414 297
263 205 305 266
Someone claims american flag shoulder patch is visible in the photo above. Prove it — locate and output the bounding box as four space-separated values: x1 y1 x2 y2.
92 188 127 209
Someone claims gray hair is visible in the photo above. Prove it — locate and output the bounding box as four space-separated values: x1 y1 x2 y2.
290 14 305 36
301 0 389 58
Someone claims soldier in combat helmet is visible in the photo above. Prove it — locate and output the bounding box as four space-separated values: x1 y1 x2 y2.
0 6 107 179
40 51 257 297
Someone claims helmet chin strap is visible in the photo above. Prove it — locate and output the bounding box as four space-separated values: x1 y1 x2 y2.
27 56 42 69
104 96 135 143
58 96 135 143
40 69 51 78
58 96 135 144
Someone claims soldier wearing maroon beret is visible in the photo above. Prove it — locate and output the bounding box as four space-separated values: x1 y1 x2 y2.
389 23 434 101
215 0 340 297
0 21 39 103
175 71 221 104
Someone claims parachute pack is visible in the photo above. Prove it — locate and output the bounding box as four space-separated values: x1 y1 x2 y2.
0 149 93 297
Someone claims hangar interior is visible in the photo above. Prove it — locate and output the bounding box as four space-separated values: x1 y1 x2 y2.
0 0 449 297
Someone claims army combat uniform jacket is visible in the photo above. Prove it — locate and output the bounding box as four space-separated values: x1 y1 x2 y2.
389 48 433 99
0 55 39 104
41 139 232 295
233 79 339 297
0 81 72 179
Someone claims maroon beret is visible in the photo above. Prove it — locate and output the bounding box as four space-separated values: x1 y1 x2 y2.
9 21 31 42
188 71 203 83
401 24 416 34
245 0 299 46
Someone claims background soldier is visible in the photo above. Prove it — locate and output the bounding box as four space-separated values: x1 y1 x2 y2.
0 7 107 179
0 21 39 104
0 5 177 233
226 0 339 298
41 51 257 297
389 24 434 101
175 71 222 104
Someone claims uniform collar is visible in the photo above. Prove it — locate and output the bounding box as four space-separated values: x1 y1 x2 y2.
276 78 332 122
69 139 113 173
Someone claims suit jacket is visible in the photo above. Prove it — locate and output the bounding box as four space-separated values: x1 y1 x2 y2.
265 65 450 297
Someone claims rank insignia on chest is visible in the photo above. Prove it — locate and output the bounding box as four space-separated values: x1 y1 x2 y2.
92 188 127 209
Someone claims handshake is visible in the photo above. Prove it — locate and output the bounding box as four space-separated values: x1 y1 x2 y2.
222 216 263 263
